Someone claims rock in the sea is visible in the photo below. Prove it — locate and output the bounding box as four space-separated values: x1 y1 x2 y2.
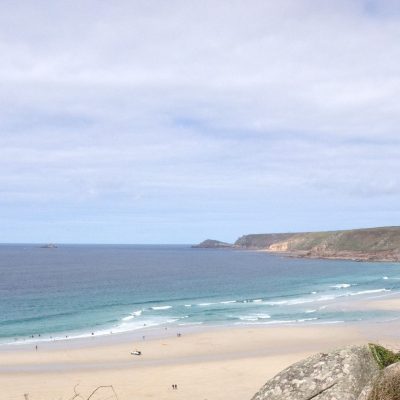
192 239 232 248
251 345 380 400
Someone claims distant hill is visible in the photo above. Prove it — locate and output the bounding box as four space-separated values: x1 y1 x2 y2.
195 227 400 261
192 239 233 248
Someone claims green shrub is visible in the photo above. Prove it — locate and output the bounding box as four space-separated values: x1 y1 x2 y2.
369 343 400 369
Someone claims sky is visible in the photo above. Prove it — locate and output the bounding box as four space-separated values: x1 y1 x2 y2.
1 0 400 244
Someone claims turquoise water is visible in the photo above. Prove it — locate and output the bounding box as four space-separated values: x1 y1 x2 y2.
1 244 400 344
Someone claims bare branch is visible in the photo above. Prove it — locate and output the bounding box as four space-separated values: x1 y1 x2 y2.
67 383 84 400
86 385 119 400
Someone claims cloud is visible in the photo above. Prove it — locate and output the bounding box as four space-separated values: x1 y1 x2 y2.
0 0 400 242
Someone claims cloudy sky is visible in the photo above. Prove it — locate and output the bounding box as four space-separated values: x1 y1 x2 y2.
1 0 400 243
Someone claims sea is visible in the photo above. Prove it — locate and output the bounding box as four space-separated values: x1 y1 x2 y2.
1 244 400 345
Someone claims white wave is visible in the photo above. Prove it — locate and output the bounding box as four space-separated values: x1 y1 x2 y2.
312 320 344 325
264 292 354 307
311 291 317 294
265 297 315 306
383 276 389 280
233 318 340 326
238 316 259 321
316 294 337 301
330 283 352 289
234 319 296 325
220 300 237 304
241 317 317 324
239 313 271 321
151 305 172 310
297 317 318 322
255 314 271 319
305 309 317 313
121 309 143 321
6 316 175 346
252 299 263 303
254 319 298 325
348 289 390 296
184 304 192 307
198 302 215 306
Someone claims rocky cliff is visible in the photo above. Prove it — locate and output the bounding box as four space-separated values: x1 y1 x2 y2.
194 226 400 261
240 227 400 261
234 233 295 249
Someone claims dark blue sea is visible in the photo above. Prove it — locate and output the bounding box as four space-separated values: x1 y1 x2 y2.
1 244 400 345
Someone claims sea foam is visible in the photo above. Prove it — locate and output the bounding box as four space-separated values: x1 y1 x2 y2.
330 283 352 289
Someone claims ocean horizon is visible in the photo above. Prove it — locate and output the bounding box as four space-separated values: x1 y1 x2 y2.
1 244 400 346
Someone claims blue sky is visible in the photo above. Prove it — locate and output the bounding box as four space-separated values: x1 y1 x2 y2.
1 0 400 244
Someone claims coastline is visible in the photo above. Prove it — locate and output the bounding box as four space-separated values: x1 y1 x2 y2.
196 226 400 262
195 246 400 263
1 321 400 400
3 282 400 349
257 248 400 263
3 288 400 399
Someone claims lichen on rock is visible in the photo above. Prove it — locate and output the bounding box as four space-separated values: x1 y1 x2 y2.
251 345 380 400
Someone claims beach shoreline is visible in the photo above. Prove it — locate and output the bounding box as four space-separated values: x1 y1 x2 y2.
2 319 400 400
3 288 400 351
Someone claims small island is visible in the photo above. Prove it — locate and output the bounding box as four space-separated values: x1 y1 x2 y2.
192 239 233 248
40 243 58 249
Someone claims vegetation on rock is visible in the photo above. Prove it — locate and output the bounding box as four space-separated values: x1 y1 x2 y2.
369 343 400 369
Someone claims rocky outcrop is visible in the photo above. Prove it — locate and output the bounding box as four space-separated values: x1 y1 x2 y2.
363 362 400 400
251 345 380 400
192 239 233 248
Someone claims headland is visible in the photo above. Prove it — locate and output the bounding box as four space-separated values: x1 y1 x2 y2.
194 226 400 262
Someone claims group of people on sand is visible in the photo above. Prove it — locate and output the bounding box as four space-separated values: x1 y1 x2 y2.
171 384 178 390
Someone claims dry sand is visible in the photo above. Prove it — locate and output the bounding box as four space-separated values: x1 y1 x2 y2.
1 323 398 400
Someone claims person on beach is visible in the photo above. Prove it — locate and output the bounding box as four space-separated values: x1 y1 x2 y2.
35 345 38 351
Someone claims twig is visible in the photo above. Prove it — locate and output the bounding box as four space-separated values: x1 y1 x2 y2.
86 385 119 400
68 383 84 400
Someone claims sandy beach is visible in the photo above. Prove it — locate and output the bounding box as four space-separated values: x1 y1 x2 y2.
1 322 399 400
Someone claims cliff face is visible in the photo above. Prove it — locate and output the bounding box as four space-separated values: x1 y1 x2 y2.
194 227 400 261
234 233 295 249
234 227 400 261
